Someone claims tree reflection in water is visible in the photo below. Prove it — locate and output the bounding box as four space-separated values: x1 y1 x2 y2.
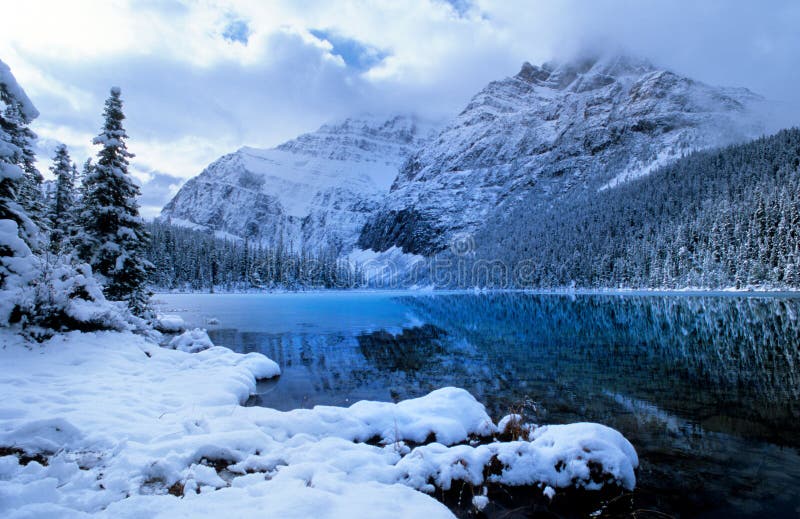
210 293 800 517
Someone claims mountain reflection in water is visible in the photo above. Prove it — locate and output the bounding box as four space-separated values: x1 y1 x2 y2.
172 292 800 517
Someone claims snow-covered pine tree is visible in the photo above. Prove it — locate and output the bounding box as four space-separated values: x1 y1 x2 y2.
0 59 40 295
77 87 152 315
13 115 46 232
76 158 92 201
47 144 76 253
0 61 134 334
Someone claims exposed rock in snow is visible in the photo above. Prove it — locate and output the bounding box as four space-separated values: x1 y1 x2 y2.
160 115 438 255
395 422 637 492
358 54 767 255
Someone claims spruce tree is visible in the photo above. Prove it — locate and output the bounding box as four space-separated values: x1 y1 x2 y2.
14 122 45 230
77 87 152 314
0 59 40 290
48 144 75 253
76 158 93 202
0 61 39 326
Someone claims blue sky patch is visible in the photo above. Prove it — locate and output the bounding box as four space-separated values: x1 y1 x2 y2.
223 19 251 45
310 29 388 71
440 0 472 16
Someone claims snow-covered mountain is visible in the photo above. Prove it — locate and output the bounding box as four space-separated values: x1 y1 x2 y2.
160 115 437 253
358 55 767 256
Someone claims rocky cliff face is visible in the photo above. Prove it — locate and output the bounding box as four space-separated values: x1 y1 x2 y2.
159 115 436 253
358 55 766 256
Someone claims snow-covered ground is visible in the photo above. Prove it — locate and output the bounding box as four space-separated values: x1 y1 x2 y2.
0 329 638 518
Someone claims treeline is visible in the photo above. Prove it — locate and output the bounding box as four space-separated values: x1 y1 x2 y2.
145 221 364 291
456 128 800 289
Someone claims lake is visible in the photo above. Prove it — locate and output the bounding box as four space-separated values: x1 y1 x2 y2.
156 291 800 518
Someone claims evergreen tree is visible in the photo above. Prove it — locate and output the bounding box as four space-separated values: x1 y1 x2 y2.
0 59 40 290
13 112 45 231
76 158 93 202
77 87 152 314
0 86 39 233
47 144 76 253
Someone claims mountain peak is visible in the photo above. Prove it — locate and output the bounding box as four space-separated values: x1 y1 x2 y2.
515 54 658 90
360 54 765 256
160 112 439 253
275 113 436 163
515 61 550 83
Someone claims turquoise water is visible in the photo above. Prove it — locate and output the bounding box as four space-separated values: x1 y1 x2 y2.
157 291 800 518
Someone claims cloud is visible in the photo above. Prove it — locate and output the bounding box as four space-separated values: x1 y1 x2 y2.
309 29 388 71
3 0 799 214
130 168 185 219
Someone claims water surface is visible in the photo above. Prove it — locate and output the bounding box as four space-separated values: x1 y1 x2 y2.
157 291 800 518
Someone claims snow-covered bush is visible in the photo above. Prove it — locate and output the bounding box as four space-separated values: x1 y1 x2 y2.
2 252 134 337
168 328 214 353
0 219 38 322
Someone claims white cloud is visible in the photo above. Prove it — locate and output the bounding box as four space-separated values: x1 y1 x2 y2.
3 0 799 212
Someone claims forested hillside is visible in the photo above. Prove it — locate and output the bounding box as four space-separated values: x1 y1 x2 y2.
359 56 764 256
145 221 362 291
453 128 800 289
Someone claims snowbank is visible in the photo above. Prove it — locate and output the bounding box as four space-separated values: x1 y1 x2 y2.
168 328 214 352
0 330 637 518
154 314 186 333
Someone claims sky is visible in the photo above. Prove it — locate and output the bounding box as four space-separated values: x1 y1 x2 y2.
2 0 799 217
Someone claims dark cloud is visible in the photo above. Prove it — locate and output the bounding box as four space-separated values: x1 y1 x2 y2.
133 169 185 219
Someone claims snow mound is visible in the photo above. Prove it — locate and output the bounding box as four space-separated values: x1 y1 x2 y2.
396 422 637 494
155 314 186 333
0 330 636 518
168 328 213 352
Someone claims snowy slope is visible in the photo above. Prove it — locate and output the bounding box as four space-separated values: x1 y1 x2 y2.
0 330 638 518
160 115 436 254
358 55 767 255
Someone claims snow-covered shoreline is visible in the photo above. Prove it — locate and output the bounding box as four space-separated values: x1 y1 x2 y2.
0 329 638 518
150 286 800 298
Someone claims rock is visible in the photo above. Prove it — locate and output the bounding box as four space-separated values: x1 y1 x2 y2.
155 315 186 333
